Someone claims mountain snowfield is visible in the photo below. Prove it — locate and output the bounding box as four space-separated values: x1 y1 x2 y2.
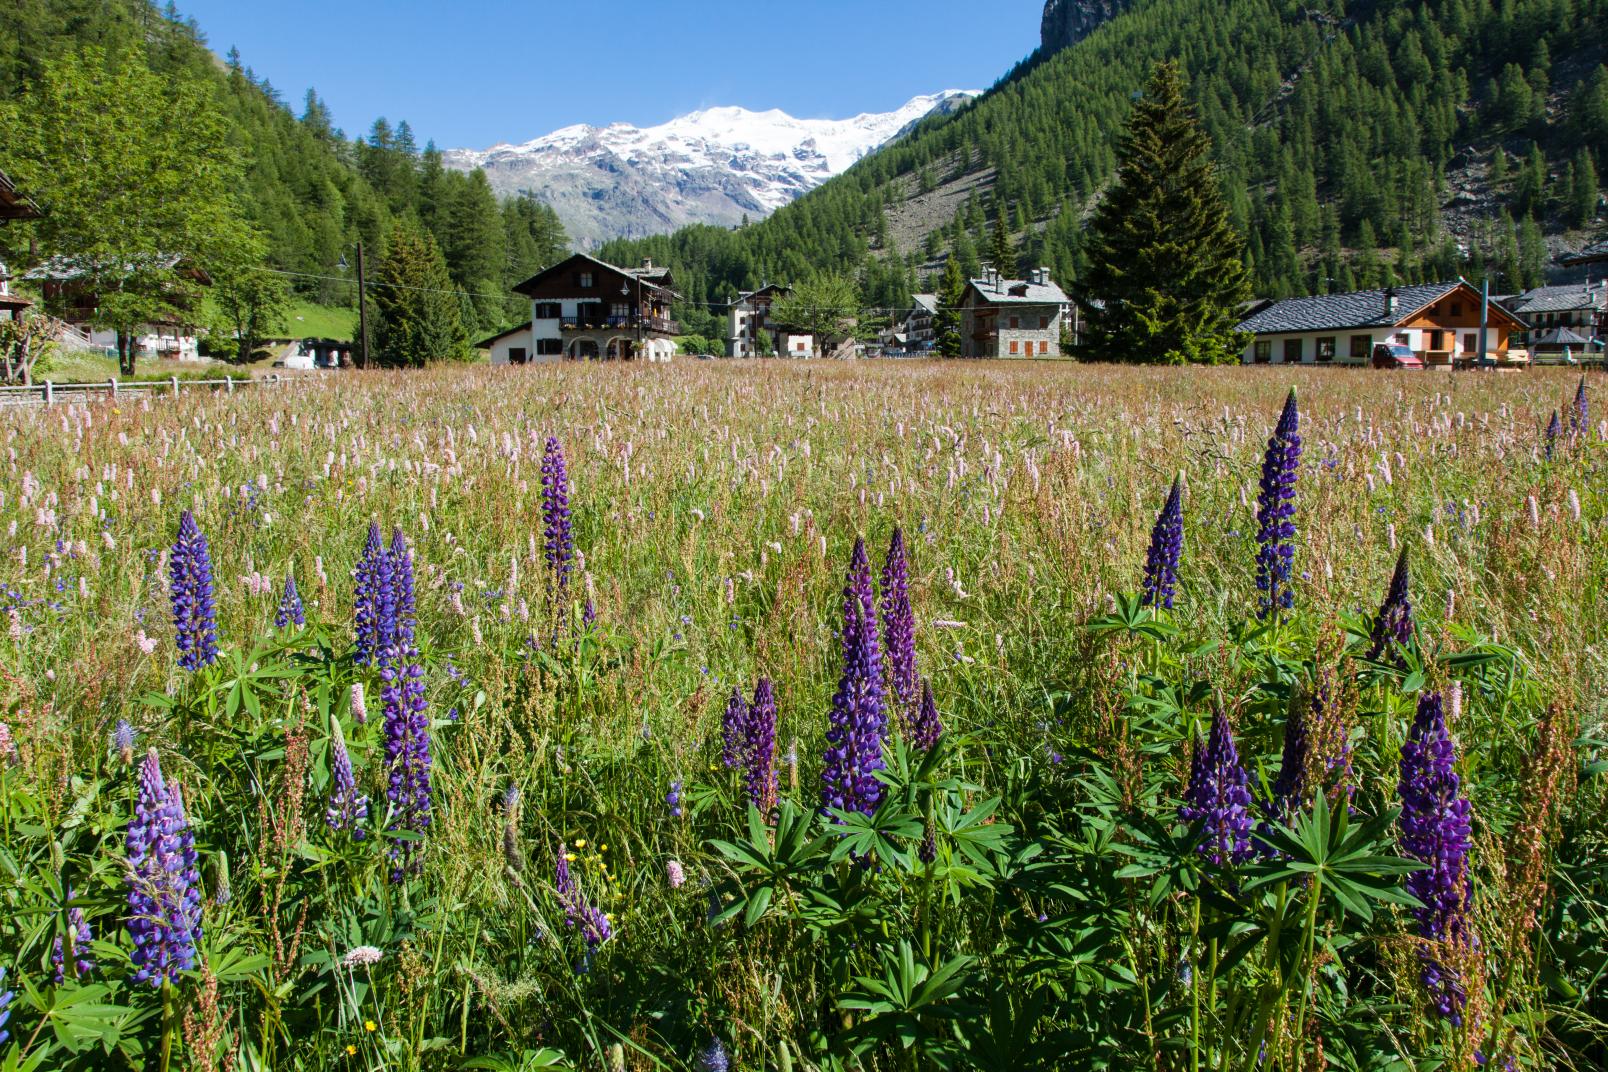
443 91 978 248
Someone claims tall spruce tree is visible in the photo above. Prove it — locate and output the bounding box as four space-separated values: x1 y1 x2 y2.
372 223 470 367
935 255 966 357
989 206 1015 276
1076 62 1250 364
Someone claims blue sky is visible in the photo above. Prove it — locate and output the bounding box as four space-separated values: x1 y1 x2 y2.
176 1 1042 149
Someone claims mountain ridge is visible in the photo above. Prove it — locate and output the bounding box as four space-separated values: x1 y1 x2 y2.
442 91 979 248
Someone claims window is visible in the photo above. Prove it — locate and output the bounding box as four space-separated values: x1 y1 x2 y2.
1350 335 1371 360
1462 334 1477 354
1394 332 1409 345
534 303 562 320
1040 316 1051 330
1009 340 1020 355
1316 337 1335 362
1009 316 1020 329
507 347 528 366
1283 339 1303 363
611 302 631 319
578 273 594 288
536 338 563 356
1039 340 1049 355
1450 302 1462 317
1253 340 1272 364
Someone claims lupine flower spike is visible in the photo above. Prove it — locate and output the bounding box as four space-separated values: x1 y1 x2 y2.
1544 409 1562 460
0 967 12 1046
125 749 204 987
879 526 917 712
1570 376 1588 439
275 572 305 629
382 530 431 881
910 676 942 751
1258 696 1311 854
170 510 219 670
352 521 392 668
1365 547 1414 666
1141 474 1184 610
1178 711 1254 866
1255 390 1302 619
1397 691 1474 1023
745 677 778 817
541 437 574 598
720 687 747 770
555 842 611 949
821 537 888 818
326 718 369 839
52 888 96 983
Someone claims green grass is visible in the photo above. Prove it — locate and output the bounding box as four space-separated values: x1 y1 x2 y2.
280 300 356 340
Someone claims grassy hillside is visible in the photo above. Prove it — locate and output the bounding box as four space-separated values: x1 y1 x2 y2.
604 0 1608 314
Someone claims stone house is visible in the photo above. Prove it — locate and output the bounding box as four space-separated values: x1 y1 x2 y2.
960 269 1068 358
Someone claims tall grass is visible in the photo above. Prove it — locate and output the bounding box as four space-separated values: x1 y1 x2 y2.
0 363 1602 1070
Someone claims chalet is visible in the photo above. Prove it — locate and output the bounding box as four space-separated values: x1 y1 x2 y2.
0 263 31 322
1501 282 1605 358
727 284 815 358
1236 281 1527 368
475 323 551 367
511 253 679 363
960 268 1068 359
889 294 938 353
0 169 42 224
23 255 212 361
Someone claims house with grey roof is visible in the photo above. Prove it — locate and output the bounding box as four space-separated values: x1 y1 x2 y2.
960 268 1069 358
1235 280 1526 368
1500 282 1605 360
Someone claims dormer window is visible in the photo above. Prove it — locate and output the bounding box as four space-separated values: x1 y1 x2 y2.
579 272 594 288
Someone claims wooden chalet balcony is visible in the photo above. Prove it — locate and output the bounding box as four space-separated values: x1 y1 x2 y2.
560 314 681 334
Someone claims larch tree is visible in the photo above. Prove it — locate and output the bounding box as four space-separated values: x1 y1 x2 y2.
1076 61 1251 365
934 255 966 358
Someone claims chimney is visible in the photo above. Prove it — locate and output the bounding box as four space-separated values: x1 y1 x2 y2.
642 258 654 271
1037 267 1051 286
1383 286 1397 319
988 268 1000 290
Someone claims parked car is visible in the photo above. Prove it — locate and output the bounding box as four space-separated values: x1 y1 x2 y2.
1371 343 1424 370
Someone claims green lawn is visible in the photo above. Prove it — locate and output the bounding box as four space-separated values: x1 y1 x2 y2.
280 300 355 340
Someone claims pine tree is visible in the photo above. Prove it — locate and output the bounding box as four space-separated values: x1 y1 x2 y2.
989 205 1015 276
372 223 470 367
935 255 965 358
1076 62 1251 365
1567 150 1599 229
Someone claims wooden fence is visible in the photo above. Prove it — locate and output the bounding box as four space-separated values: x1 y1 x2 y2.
0 374 284 408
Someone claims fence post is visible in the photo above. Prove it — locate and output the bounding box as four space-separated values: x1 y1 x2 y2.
170 375 180 398
109 378 118 399
43 380 53 407
226 375 234 394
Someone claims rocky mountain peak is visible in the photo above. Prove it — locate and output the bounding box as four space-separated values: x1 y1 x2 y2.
1041 0 1131 55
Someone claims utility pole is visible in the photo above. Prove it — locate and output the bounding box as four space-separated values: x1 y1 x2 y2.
357 241 371 370
1477 275 1490 368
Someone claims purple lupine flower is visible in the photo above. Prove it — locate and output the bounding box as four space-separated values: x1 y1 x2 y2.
697 1037 731 1072
352 521 393 668
169 510 218 671
0 967 11 1045
112 719 136 766
1569 377 1588 439
381 531 430 882
51 888 95 984
1257 699 1311 855
541 437 574 596
1544 409 1562 460
326 719 369 839
1178 712 1254 866
1365 547 1414 665
554 843 611 949
1397 691 1474 1023
744 677 778 817
821 537 888 818
918 818 938 864
666 779 684 818
1254 390 1302 619
125 749 203 987
910 677 942 751
582 598 597 629
1141 475 1184 610
274 573 305 629
720 686 748 770
879 527 917 713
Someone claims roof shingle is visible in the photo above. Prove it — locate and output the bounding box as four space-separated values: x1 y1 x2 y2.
1237 282 1470 334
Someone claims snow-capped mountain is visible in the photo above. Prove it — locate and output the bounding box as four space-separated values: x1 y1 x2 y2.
443 91 978 248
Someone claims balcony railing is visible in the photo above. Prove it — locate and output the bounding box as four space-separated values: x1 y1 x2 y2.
560 315 681 334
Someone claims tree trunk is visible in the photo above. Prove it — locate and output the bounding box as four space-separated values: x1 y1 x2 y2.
118 331 135 378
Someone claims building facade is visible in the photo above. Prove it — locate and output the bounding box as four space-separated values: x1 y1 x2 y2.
1500 282 1605 358
1236 281 1526 367
727 284 815 358
512 253 680 363
0 263 31 322
960 269 1068 358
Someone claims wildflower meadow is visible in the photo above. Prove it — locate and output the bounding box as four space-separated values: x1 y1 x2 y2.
0 362 1603 1071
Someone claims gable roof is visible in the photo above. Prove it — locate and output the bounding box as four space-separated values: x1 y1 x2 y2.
0 169 41 222
1503 283 1607 315
512 252 677 299
474 324 531 349
911 294 939 314
1236 281 1522 334
1561 238 1608 267
1530 326 1593 347
965 276 1069 306
733 283 790 306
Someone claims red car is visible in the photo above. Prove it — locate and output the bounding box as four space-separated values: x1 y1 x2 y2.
1371 343 1425 370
